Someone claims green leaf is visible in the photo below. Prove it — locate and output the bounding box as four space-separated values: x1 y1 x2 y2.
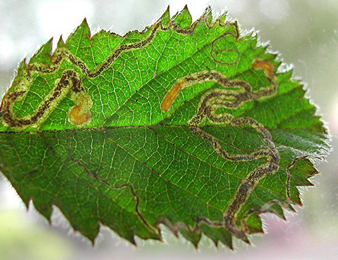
0 6 330 248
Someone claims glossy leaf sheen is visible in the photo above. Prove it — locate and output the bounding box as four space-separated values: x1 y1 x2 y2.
0 7 329 248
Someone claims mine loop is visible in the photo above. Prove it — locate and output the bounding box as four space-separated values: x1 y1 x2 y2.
160 61 280 241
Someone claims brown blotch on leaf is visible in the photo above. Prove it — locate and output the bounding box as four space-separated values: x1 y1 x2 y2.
68 92 93 126
252 59 275 80
161 80 186 112
69 104 92 125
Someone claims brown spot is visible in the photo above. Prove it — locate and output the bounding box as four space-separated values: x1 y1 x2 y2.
68 92 93 126
161 80 186 112
69 103 92 125
253 59 275 80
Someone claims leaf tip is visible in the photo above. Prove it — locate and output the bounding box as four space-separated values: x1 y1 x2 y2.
29 37 53 64
159 5 171 27
67 17 91 45
203 5 213 24
57 35 65 49
217 12 227 25
130 237 138 247
288 204 296 212
173 4 192 28
241 236 251 245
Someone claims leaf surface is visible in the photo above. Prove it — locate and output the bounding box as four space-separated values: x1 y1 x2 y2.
0 6 329 248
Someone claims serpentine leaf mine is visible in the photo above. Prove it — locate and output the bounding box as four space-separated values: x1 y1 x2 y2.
0 6 330 248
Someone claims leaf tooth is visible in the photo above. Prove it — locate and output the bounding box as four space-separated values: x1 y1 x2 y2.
179 227 202 249
57 35 65 49
296 177 315 187
203 5 213 26
288 204 296 212
271 204 286 220
29 37 53 64
217 12 227 26
127 235 137 246
32 198 53 223
56 205 100 245
289 186 303 206
159 5 171 28
240 235 251 245
200 224 233 249
182 4 190 17
246 214 264 234
66 18 91 45
173 4 192 29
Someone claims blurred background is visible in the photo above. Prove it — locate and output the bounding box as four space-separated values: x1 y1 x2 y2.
0 0 338 259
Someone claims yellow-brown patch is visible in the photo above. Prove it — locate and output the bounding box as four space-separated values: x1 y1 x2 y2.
161 80 186 112
69 104 92 125
253 59 275 80
68 92 93 126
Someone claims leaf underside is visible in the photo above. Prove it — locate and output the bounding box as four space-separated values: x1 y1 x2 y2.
0 6 330 248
